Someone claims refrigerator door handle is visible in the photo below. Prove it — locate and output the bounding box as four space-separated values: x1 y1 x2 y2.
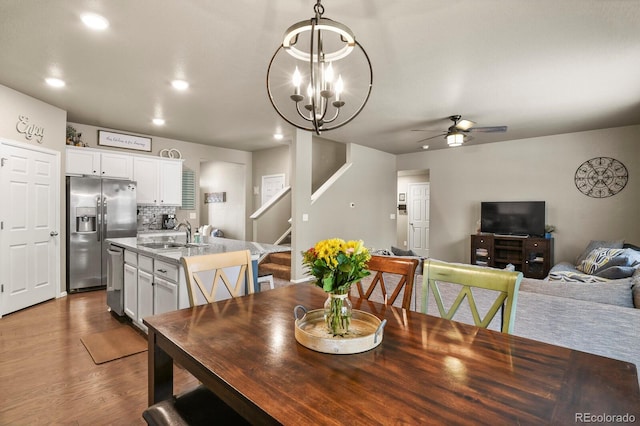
103 197 108 238
96 196 102 241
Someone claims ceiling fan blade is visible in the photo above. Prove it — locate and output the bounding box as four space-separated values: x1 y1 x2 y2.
415 133 446 143
467 126 508 133
410 128 442 132
455 119 476 131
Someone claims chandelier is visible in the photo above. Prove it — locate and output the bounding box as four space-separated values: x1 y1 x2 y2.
266 0 373 134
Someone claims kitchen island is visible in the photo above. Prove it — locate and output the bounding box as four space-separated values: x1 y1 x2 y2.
107 236 290 332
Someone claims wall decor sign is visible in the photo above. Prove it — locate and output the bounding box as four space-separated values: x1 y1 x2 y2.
16 115 44 143
205 192 226 203
574 157 628 198
98 130 151 152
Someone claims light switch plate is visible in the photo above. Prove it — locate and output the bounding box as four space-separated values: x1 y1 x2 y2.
189 212 196 219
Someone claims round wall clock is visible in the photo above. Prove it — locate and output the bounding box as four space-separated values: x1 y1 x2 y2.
574 157 628 198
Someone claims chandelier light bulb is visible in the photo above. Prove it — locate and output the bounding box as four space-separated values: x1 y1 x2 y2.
325 62 334 84
292 67 302 88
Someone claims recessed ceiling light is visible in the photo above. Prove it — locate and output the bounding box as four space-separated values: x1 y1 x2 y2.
171 80 189 91
45 77 65 88
273 133 284 140
81 13 109 30
421 144 429 150
152 118 165 126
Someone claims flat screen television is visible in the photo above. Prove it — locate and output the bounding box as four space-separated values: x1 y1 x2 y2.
480 201 545 237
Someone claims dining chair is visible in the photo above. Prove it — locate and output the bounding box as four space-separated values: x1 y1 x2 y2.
354 255 420 310
142 250 255 426
421 258 523 334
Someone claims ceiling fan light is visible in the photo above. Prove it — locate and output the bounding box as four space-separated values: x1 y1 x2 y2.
447 133 464 147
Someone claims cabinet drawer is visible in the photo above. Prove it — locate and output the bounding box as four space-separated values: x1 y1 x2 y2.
139 255 154 273
154 260 179 282
524 239 546 250
124 250 137 266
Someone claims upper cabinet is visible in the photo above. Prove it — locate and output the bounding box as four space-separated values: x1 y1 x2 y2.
133 156 182 206
66 146 183 206
65 146 133 180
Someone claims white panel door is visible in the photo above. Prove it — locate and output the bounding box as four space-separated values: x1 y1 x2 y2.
1 140 59 316
407 182 430 258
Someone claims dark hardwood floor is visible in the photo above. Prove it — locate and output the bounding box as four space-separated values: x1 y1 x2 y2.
0 290 199 425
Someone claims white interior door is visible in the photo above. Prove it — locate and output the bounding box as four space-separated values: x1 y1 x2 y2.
0 139 60 317
407 182 430 257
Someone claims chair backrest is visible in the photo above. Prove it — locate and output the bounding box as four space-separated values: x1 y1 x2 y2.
355 255 419 310
421 258 522 334
181 250 255 307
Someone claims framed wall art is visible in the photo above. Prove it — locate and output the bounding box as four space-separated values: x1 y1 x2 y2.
98 130 152 152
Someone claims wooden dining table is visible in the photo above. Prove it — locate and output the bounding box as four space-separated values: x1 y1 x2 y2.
145 284 640 425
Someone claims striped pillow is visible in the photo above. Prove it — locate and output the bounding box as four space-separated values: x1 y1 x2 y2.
577 248 624 275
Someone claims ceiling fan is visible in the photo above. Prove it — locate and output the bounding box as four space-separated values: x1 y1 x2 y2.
413 115 507 147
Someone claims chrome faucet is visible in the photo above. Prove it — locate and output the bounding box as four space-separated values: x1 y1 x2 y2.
174 220 192 244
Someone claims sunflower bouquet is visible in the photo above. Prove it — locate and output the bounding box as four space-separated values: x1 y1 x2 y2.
301 238 371 335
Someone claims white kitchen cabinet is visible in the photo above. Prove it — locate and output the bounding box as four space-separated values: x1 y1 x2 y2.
100 151 133 179
154 276 178 315
136 254 155 332
65 146 100 176
65 146 133 179
137 269 153 333
123 264 137 319
133 156 182 206
159 160 183 205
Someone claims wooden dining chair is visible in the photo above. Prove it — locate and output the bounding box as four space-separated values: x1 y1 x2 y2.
421 258 523 334
182 249 255 306
142 250 255 426
354 255 420 310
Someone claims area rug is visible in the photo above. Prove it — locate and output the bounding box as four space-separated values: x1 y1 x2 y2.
81 326 147 364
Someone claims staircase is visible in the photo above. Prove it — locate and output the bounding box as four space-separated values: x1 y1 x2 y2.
258 251 291 281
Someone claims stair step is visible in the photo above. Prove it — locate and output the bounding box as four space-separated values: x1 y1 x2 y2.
258 262 290 281
269 251 291 266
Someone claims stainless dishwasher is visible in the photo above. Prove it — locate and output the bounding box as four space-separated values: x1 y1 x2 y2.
106 245 125 316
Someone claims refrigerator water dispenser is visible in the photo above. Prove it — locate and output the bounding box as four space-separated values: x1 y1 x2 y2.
76 207 96 233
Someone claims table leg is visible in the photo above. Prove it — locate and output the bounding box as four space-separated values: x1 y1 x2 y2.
148 329 174 405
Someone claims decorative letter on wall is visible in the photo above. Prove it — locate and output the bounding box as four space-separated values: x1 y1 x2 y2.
16 115 45 143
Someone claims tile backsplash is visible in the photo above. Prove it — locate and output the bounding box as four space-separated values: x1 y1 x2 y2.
138 205 177 230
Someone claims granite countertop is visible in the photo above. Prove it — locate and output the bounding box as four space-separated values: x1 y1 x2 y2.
107 236 291 265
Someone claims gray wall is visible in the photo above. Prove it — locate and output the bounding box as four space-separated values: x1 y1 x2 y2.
397 125 640 264
396 171 430 248
291 130 397 280
200 161 246 239
0 84 67 292
312 138 346 193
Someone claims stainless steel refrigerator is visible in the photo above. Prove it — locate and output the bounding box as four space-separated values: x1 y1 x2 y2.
66 176 137 297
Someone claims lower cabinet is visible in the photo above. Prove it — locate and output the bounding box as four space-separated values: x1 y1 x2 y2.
126 252 183 333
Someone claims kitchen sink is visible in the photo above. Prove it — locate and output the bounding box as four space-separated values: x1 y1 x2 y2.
139 242 186 250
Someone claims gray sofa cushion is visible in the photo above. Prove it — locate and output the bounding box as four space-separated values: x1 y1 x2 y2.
519 277 635 308
512 291 640 376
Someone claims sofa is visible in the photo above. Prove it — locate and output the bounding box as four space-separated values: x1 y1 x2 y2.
364 243 640 385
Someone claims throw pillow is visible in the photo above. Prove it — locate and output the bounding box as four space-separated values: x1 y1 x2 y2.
595 266 638 280
391 246 417 257
575 239 624 265
576 247 624 275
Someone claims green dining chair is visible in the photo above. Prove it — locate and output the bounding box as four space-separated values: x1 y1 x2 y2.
421 259 523 334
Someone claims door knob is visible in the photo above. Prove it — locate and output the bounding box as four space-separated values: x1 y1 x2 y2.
50 231 59 236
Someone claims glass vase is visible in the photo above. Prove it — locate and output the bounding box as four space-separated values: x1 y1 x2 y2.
324 292 353 336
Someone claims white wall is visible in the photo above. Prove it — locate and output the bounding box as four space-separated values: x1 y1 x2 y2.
0 84 67 292
397 125 640 264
